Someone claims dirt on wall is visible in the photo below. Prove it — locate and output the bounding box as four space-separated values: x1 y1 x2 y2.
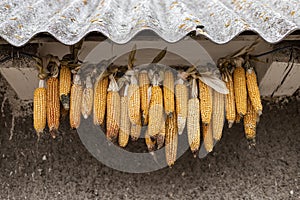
0 74 299 200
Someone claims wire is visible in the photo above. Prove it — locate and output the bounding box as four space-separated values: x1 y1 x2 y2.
252 45 294 58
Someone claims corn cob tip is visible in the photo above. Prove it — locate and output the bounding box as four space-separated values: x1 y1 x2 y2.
257 110 262 116
131 136 139 142
50 130 57 139
228 121 234 128
157 134 164 149
83 114 88 119
60 94 70 110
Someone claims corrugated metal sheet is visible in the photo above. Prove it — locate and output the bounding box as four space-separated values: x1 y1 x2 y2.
0 0 299 46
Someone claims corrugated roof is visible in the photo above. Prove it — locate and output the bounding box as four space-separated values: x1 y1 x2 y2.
0 0 299 47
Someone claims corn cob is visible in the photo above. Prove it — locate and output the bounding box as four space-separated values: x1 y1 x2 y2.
244 98 257 140
163 70 175 115
157 119 165 149
233 66 247 116
59 65 71 110
203 123 213 152
33 79 47 136
139 71 150 125
187 79 200 153
212 90 225 141
145 130 156 152
165 114 178 167
70 75 83 129
235 111 242 123
199 80 212 125
93 77 109 126
148 85 164 138
119 95 130 147
47 77 60 138
106 75 120 141
81 76 93 119
175 79 188 135
225 77 236 128
130 123 141 141
246 69 263 115
128 82 141 126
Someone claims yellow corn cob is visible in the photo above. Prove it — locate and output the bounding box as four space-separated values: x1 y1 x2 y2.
202 123 213 153
233 66 247 116
157 119 165 149
70 75 83 129
128 84 141 126
212 90 225 141
130 123 141 141
187 98 200 153
175 82 188 135
199 80 212 125
59 66 71 110
163 70 175 115
246 69 263 115
47 77 60 138
93 77 108 126
33 80 47 136
244 98 257 140
106 91 121 141
118 96 130 147
165 114 178 167
225 77 236 128
148 85 164 138
139 71 150 125
81 76 93 119
145 130 156 152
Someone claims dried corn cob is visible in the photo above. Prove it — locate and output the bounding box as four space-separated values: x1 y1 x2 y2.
47 77 60 138
33 79 47 136
59 65 71 110
225 77 236 128
93 76 109 126
145 130 156 152
163 70 175 115
199 79 212 125
233 64 247 116
128 80 141 126
81 76 93 119
106 75 120 141
139 71 150 125
70 74 83 129
203 123 213 153
165 114 178 167
175 79 188 135
119 90 130 147
244 98 257 141
212 90 225 141
157 119 165 149
130 123 141 141
246 68 262 115
187 79 200 153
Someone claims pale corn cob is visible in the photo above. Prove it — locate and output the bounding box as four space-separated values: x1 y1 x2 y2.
119 96 130 147
139 71 150 125
145 130 156 152
148 85 164 138
157 119 165 149
187 79 200 153
163 70 175 115
246 69 263 115
93 77 109 126
212 90 225 141
175 80 188 135
81 76 93 119
203 123 213 152
47 77 60 138
128 83 141 126
225 77 236 128
244 98 257 140
233 66 247 116
165 114 178 167
130 123 141 141
70 75 83 129
33 79 47 136
106 75 121 141
199 80 212 125
59 66 71 110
